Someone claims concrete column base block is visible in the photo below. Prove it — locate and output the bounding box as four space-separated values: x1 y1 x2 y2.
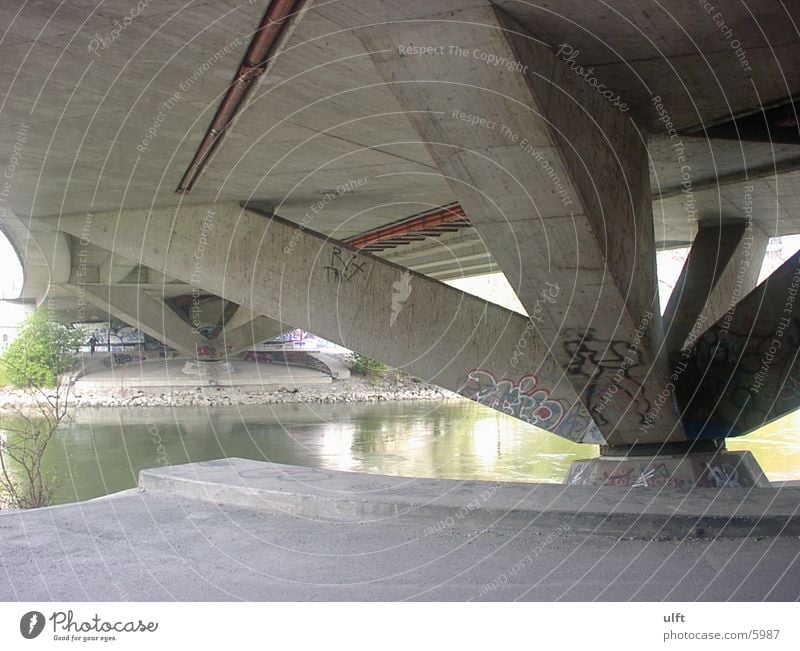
181 360 234 379
566 450 770 488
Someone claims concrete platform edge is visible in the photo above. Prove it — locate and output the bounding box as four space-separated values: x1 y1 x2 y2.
139 458 800 539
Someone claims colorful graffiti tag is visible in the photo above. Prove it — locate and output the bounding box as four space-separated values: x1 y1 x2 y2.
557 404 604 443
457 369 564 431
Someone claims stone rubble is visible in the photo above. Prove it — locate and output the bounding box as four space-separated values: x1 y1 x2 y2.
0 375 455 410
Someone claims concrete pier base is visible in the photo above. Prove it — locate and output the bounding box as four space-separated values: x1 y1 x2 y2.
566 444 770 488
181 360 234 379
137 457 798 538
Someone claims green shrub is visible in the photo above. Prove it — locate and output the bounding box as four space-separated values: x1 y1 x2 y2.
1 310 83 388
348 352 387 381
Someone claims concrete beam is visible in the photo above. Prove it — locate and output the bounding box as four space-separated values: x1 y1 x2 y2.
663 221 768 355
99 252 141 285
221 314 287 357
69 264 99 285
357 5 681 443
4 207 72 303
52 202 601 443
70 285 207 359
83 282 193 293
676 250 800 438
223 307 260 332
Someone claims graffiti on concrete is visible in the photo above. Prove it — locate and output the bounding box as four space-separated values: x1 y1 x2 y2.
562 328 651 426
118 326 146 344
244 350 330 375
675 255 800 435
324 246 367 283
554 403 604 443
599 460 745 488
196 345 218 358
601 463 673 488
679 315 800 431
457 369 564 430
75 322 164 351
703 462 741 488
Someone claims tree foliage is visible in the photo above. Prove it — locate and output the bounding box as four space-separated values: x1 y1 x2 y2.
0 309 80 509
1 309 83 388
0 407 65 509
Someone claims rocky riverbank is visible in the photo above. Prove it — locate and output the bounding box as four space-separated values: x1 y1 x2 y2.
0 375 457 410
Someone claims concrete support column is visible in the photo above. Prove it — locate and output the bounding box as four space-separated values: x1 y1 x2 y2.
663 220 768 356
98 253 140 285
676 249 800 438
567 440 769 488
72 285 208 359
357 4 680 444
218 310 287 357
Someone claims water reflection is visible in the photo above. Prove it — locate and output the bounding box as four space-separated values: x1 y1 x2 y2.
729 411 800 482
4 398 798 505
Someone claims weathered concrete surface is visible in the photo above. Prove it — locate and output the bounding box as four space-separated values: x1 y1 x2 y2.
51 204 601 443
139 458 800 539
1 465 799 600
357 5 680 444
218 315 286 358
663 221 768 356
219 308 287 358
567 450 769 489
2 209 71 303
677 250 800 438
3 0 797 250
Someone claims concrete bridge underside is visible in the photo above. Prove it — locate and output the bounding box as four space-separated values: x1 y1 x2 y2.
3 0 800 486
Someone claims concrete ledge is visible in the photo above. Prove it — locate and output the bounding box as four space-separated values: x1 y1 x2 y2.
139 458 800 539
75 376 331 389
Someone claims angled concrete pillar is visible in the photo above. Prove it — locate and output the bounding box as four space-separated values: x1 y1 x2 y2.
72 285 207 359
99 252 141 285
663 221 768 356
52 203 601 443
676 250 800 438
357 5 680 444
220 313 287 356
224 307 262 332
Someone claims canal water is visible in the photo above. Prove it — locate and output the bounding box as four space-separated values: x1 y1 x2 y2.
11 399 800 504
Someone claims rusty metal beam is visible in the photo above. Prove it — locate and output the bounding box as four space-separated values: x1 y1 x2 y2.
345 204 470 251
176 0 299 193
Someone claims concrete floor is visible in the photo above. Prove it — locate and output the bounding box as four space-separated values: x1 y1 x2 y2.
1 489 798 601
74 358 331 389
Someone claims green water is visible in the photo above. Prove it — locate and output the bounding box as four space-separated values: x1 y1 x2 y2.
5 399 800 504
